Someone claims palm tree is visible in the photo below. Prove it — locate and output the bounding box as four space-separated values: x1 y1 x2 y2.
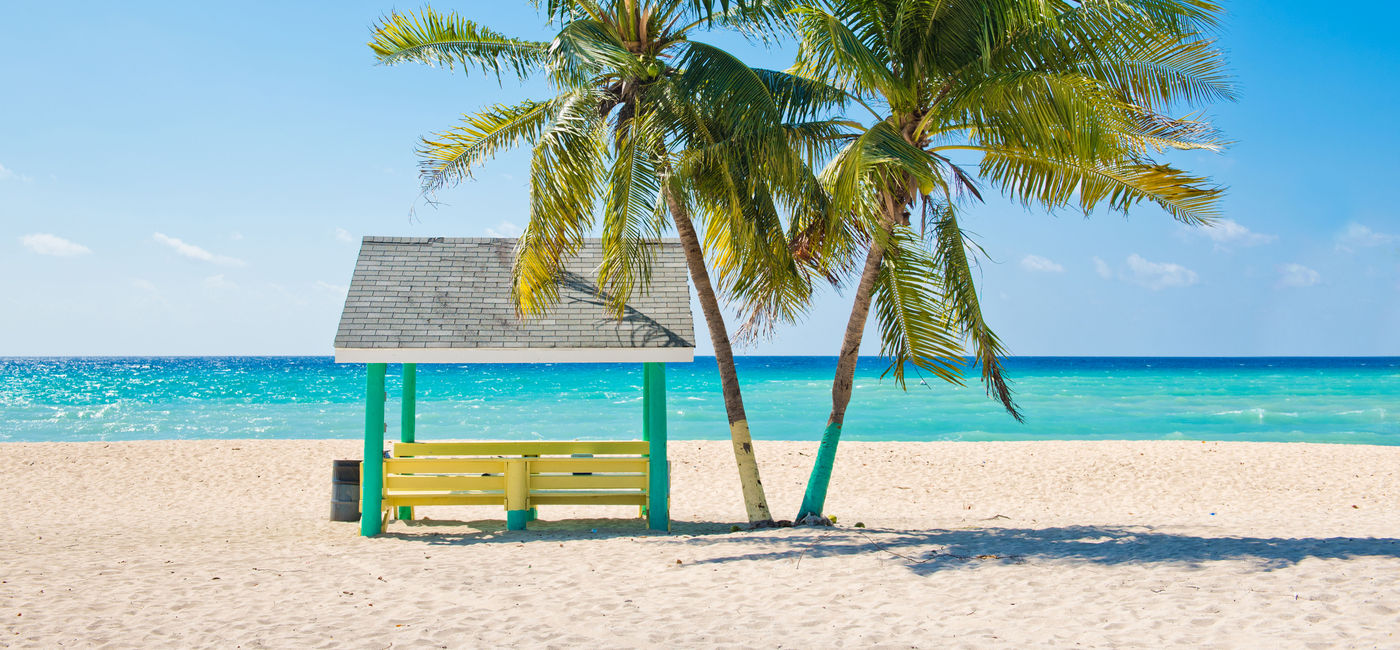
369 1 841 524
786 0 1234 520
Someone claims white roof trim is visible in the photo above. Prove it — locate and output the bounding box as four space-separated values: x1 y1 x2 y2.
334 346 694 364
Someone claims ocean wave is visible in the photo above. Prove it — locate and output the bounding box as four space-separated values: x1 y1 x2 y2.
1211 408 1300 421
1335 408 1387 419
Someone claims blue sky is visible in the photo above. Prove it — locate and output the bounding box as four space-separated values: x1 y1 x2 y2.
2 1 1397 356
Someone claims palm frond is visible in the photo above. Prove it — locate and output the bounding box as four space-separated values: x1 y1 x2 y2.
790 5 901 101
980 147 1224 224
369 9 547 79
513 94 609 316
417 96 563 195
550 18 646 82
872 225 968 387
598 108 666 315
929 205 1022 421
703 0 804 41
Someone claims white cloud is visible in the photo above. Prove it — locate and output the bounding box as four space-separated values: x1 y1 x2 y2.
230 231 244 241
1193 219 1276 250
268 282 310 307
1093 256 1113 279
1125 254 1199 290
153 232 245 266
1277 263 1321 288
1335 222 1396 252
0 163 33 183
335 228 354 243
485 221 523 238
131 279 158 293
1020 254 1064 273
203 274 237 290
315 280 348 295
21 233 92 257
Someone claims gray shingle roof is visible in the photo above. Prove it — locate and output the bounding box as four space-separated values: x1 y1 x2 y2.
333 237 695 361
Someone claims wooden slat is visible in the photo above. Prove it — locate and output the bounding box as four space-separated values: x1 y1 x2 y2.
529 474 648 490
394 441 648 457
384 458 506 474
528 458 649 473
385 474 505 491
529 493 649 506
383 494 505 507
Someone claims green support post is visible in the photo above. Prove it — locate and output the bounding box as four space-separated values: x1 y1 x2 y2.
642 364 652 444
361 363 387 537
644 362 669 531
641 365 651 519
401 363 416 443
397 363 416 521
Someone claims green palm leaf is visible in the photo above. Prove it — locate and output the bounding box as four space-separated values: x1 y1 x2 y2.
417 97 561 195
930 206 1022 420
514 94 609 316
598 108 666 315
369 9 547 79
980 147 1223 224
872 226 967 387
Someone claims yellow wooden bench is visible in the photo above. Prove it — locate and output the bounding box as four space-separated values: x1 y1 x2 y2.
376 441 667 531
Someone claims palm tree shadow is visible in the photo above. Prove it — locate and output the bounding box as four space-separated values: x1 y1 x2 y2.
687 525 1400 575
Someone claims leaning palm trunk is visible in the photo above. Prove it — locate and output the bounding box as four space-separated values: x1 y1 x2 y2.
796 209 894 520
667 186 773 523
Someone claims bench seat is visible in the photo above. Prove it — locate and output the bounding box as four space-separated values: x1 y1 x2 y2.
376 440 665 530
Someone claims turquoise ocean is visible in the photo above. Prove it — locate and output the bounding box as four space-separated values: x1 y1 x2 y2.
0 357 1396 445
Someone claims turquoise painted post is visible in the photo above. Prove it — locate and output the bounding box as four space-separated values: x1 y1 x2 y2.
524 453 538 522
796 422 842 520
640 364 652 518
642 364 652 443
401 363 416 443
397 363 416 521
644 362 669 531
361 363 387 537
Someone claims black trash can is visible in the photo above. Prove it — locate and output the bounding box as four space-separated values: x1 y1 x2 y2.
330 459 361 522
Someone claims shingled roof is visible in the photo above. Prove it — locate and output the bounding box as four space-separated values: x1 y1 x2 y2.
333 237 695 363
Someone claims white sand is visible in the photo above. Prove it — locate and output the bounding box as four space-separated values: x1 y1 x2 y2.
3 439 1399 648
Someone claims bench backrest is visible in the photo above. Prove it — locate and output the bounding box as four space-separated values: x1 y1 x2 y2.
384 441 650 498
392 440 648 458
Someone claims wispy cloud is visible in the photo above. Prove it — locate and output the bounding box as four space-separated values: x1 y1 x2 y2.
0 163 33 183
1125 254 1199 290
1335 222 1396 252
315 280 348 295
153 232 245 266
1092 256 1113 279
335 228 354 243
1277 263 1321 288
1020 254 1065 273
21 233 92 257
485 221 522 238
1191 219 1276 250
203 274 237 290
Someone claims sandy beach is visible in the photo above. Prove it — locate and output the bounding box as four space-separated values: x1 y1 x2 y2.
3 439 1399 648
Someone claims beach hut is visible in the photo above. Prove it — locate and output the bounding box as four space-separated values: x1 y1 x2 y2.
333 237 695 536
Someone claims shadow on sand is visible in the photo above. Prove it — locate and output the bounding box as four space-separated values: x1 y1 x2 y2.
378 519 1400 574
688 525 1400 575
